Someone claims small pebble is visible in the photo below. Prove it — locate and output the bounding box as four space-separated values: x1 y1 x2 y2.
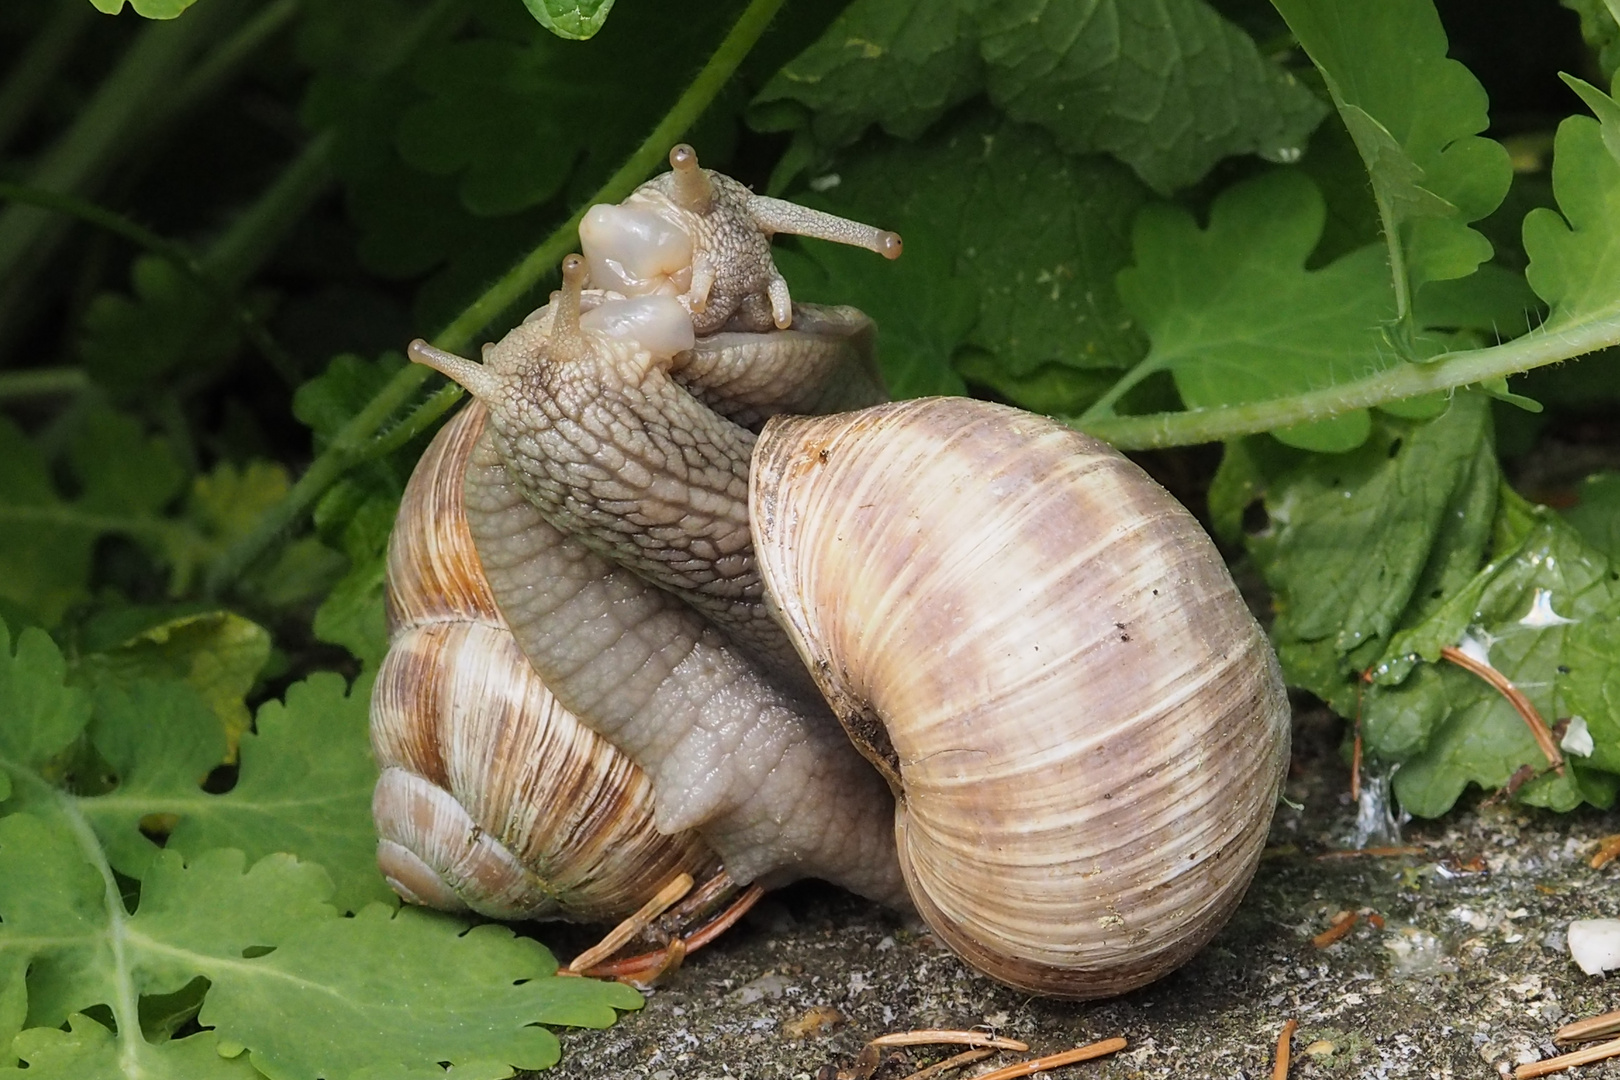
1568 919 1620 974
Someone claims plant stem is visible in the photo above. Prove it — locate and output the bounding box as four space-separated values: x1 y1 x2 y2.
0 180 192 264
0 368 90 401
1075 309 1620 450
204 0 789 595
0 2 94 156
202 129 336 288
0 8 224 291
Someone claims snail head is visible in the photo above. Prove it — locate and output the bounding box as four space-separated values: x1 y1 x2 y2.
407 254 696 407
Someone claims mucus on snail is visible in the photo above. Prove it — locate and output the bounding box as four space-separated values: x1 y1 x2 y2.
370 145 1291 999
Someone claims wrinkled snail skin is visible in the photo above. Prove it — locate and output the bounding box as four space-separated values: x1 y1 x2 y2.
371 403 720 923
449 291 909 906
669 304 882 431
750 398 1291 998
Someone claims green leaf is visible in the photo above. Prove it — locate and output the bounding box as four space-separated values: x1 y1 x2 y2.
78 256 245 400
79 672 389 913
1560 0 1620 81
1561 73 1620 165
0 624 92 789
2 1014 254 1080
778 115 1149 407
293 353 408 449
1271 0 1512 312
749 0 985 146
75 611 271 755
1524 108 1620 327
1249 392 1497 665
201 905 642 1080
753 0 1327 193
520 0 619 41
86 0 203 17
976 0 1327 192
1112 169 1398 450
0 617 640 1075
1359 494 1620 815
312 551 389 670
0 408 187 628
0 816 637 1078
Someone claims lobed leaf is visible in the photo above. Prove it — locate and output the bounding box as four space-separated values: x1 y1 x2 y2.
202 905 641 1080
1560 0 1620 81
77 672 388 913
1524 97 1620 327
75 611 272 755
1 1014 256 1079
86 0 203 18
1271 0 1512 309
78 256 248 400
1 618 640 1075
1114 169 1398 450
753 0 1326 193
0 406 186 628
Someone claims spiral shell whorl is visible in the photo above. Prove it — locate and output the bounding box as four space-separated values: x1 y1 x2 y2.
750 397 1290 998
370 404 718 923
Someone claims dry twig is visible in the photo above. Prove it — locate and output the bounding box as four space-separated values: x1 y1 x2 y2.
1556 1008 1620 1046
1314 846 1425 860
1273 1019 1298 1080
1589 835 1620 870
1513 1035 1620 1078
1440 645 1565 775
968 1038 1127 1080
870 1031 1029 1052
895 1048 995 1080
1311 911 1359 948
568 872 694 972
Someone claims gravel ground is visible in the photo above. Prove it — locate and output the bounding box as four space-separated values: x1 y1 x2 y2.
536 707 1620 1080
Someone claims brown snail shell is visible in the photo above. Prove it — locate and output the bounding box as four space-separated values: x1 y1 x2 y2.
750 397 1291 998
370 401 719 922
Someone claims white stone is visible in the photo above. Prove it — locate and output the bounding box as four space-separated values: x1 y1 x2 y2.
1567 919 1620 975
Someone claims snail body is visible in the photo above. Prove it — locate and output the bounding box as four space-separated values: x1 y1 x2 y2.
372 225 905 920
374 146 1290 998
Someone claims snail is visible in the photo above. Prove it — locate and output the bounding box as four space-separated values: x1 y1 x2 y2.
372 146 1292 999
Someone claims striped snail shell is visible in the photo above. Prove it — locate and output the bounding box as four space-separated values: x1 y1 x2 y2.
751 399 1291 997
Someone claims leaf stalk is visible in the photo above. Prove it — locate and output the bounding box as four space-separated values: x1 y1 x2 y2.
1075 309 1620 450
